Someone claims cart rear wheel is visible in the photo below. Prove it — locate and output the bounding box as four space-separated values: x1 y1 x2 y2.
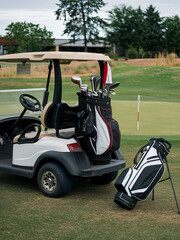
91 171 118 185
37 162 73 198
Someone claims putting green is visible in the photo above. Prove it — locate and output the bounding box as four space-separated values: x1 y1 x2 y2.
112 101 180 136
0 97 179 137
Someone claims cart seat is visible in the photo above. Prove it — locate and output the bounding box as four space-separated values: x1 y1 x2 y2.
13 101 76 143
13 128 75 143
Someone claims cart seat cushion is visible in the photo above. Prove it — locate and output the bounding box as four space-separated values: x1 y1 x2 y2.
13 128 75 143
41 101 53 128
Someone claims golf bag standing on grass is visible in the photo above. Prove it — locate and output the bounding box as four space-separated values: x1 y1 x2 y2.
114 138 180 214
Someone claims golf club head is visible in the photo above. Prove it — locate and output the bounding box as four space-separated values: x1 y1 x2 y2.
109 89 116 96
91 91 98 97
89 75 95 91
97 89 103 98
89 75 101 92
103 89 108 98
71 76 82 88
89 75 95 81
94 76 101 91
88 89 92 96
103 83 109 91
80 84 88 95
109 82 120 90
105 82 120 97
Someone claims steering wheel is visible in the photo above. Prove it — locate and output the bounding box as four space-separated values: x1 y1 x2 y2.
20 94 41 112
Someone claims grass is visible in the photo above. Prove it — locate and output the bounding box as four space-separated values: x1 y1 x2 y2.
0 61 180 239
0 61 99 78
0 137 180 240
112 101 180 136
155 53 180 67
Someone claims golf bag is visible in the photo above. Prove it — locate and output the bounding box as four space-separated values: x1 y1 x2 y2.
114 138 171 210
76 92 120 164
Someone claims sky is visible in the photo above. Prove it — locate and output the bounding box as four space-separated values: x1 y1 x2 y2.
0 0 180 38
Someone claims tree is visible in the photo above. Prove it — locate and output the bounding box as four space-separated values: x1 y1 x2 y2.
55 0 106 52
106 5 138 59
5 22 54 53
132 7 145 57
142 5 164 57
164 15 180 56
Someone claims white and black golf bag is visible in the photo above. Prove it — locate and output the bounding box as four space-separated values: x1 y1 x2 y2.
76 93 120 164
114 138 172 210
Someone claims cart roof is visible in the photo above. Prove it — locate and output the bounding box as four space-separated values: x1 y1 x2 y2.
0 51 111 62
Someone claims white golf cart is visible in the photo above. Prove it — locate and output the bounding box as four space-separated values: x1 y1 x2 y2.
0 52 125 198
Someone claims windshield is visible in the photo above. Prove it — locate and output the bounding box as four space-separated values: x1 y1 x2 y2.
0 60 100 118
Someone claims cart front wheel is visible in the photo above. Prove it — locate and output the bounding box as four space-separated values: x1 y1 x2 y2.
37 162 73 198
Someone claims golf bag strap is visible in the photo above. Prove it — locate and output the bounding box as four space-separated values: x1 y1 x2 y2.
133 144 148 165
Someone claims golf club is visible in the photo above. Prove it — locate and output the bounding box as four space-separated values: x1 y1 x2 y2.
97 89 103 98
94 76 101 91
89 75 101 92
71 76 82 88
91 91 98 97
109 89 116 96
80 84 88 95
106 82 120 97
89 75 95 91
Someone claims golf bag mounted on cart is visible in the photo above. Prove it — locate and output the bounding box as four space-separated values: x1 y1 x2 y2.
76 92 120 165
114 138 180 212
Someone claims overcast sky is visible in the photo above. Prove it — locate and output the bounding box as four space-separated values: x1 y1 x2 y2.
0 0 179 38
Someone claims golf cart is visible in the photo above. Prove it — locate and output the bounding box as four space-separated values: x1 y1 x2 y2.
0 51 125 198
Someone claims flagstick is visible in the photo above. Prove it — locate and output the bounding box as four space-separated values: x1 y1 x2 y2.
137 95 140 131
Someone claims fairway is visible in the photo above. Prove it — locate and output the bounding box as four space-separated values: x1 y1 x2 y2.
112 100 180 136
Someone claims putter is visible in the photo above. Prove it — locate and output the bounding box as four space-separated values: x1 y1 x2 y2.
71 76 82 88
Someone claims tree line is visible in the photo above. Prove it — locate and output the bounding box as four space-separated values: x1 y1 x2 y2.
3 0 180 58
106 4 180 59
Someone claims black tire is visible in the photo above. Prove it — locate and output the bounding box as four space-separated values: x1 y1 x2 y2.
37 162 73 198
91 171 118 185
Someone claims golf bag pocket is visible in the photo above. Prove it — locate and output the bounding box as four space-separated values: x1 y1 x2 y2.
114 191 137 210
109 119 120 151
96 106 120 153
114 138 171 209
85 111 97 138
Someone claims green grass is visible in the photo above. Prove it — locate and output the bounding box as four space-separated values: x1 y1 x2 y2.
0 137 180 240
112 101 180 136
0 62 180 239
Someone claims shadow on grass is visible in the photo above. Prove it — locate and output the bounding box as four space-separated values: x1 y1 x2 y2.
0 173 39 193
0 173 115 199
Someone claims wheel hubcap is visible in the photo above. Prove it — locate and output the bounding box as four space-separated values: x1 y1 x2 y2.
42 171 57 192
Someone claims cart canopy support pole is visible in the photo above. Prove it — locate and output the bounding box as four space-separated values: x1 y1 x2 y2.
53 59 62 104
98 61 104 89
42 60 52 108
